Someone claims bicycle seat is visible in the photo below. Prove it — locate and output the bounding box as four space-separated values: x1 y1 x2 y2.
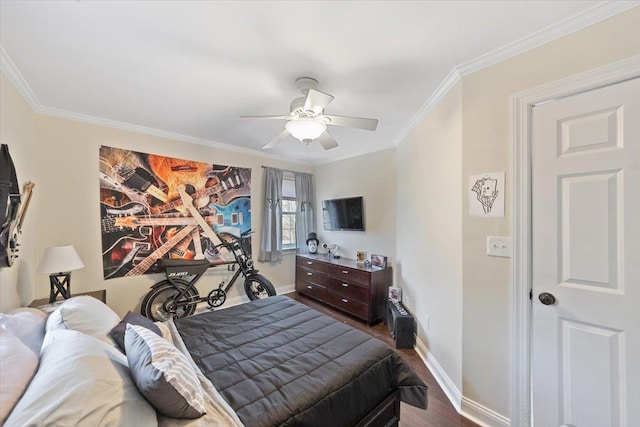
158 258 211 268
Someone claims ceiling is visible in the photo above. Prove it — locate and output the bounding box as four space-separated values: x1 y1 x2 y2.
0 1 632 165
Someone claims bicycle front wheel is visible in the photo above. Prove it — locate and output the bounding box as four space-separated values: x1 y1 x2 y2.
244 274 276 300
141 280 199 322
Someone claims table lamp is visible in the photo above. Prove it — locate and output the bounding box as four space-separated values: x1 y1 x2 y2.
37 245 84 303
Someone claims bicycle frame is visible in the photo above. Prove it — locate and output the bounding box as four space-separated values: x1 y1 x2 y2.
154 231 259 312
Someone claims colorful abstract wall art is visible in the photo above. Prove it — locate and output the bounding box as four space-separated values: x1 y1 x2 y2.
99 146 251 279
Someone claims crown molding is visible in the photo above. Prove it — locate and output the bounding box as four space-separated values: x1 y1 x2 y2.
313 143 396 166
392 67 462 146
0 46 40 110
456 1 639 76
0 45 311 167
35 103 312 164
42 108 313 166
393 1 639 147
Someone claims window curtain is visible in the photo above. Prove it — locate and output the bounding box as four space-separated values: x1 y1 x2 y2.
258 167 283 262
294 172 315 252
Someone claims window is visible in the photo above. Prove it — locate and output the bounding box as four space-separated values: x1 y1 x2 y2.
282 172 297 249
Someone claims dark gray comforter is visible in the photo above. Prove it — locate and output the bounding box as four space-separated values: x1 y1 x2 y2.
175 296 427 427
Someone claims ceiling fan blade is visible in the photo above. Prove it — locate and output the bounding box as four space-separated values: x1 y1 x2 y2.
239 115 291 120
262 129 290 149
316 131 339 150
324 115 378 131
304 89 334 114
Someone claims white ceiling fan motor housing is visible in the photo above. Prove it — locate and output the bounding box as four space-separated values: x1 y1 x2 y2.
289 96 306 116
295 77 319 95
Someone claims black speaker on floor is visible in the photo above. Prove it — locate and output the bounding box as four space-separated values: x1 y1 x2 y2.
385 300 415 349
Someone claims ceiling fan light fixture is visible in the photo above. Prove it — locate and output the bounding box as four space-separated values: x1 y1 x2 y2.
285 118 326 142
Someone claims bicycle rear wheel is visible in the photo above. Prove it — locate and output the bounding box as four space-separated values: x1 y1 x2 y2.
141 279 199 322
244 274 276 300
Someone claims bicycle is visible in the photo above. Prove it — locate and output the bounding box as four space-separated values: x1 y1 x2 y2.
140 229 276 321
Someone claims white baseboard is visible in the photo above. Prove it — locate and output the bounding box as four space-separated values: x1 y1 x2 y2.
414 338 462 411
461 396 510 427
277 283 295 295
414 337 510 427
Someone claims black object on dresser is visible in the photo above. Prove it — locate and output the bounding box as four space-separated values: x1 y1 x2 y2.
385 299 415 349
295 254 392 325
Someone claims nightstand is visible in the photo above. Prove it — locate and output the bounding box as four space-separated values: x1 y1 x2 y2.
28 289 106 312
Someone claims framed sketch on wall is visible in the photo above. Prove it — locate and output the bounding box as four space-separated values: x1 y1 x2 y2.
469 171 505 217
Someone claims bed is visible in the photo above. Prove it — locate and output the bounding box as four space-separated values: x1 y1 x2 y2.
1 295 427 426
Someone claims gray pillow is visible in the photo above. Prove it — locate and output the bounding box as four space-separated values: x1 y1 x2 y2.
125 324 206 419
110 311 162 352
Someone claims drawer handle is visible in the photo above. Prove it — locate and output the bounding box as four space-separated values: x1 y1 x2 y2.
307 272 313 276
341 298 348 303
307 285 312 290
342 270 349 274
341 283 349 288
307 261 313 265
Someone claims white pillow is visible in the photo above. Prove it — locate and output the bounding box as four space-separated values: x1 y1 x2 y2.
46 295 120 343
154 320 174 344
0 307 47 355
4 329 157 427
0 328 39 424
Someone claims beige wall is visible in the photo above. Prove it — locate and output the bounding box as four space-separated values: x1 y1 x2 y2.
396 82 463 391
460 9 640 416
0 73 38 311
0 77 311 316
314 148 396 263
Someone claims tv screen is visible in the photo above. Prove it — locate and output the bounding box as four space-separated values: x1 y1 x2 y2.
322 196 365 231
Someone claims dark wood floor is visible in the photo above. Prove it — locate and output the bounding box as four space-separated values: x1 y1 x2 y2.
287 292 479 427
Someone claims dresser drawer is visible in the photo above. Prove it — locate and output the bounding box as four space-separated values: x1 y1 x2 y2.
296 266 326 286
326 290 368 320
296 257 328 273
296 279 327 300
326 277 369 303
326 264 370 286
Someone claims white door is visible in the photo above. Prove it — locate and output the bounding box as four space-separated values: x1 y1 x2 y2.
531 77 640 427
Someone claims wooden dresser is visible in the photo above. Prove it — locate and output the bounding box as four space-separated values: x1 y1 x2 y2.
295 254 392 324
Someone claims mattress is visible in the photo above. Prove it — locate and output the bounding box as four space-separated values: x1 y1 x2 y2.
175 296 427 426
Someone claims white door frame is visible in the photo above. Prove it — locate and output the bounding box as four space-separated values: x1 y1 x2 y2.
510 55 640 427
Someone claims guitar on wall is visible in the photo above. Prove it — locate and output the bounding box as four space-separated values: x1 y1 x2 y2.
102 227 198 278
124 225 198 276
0 182 35 267
113 163 168 203
150 167 250 214
99 156 153 211
208 197 251 236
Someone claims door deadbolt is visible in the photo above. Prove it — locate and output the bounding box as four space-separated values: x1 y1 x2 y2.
538 292 556 306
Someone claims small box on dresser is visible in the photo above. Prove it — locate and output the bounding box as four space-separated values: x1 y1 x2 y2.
295 254 392 325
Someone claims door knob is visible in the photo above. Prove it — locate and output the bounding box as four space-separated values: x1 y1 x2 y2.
538 292 556 305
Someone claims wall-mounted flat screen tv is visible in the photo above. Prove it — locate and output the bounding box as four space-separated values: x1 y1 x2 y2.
322 196 365 231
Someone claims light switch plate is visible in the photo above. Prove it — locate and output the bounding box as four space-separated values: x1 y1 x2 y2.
487 236 512 257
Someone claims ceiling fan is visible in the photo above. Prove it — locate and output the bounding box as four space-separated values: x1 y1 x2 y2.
240 77 378 150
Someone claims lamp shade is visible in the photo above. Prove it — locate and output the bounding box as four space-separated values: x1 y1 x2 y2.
285 118 327 141
37 245 84 274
